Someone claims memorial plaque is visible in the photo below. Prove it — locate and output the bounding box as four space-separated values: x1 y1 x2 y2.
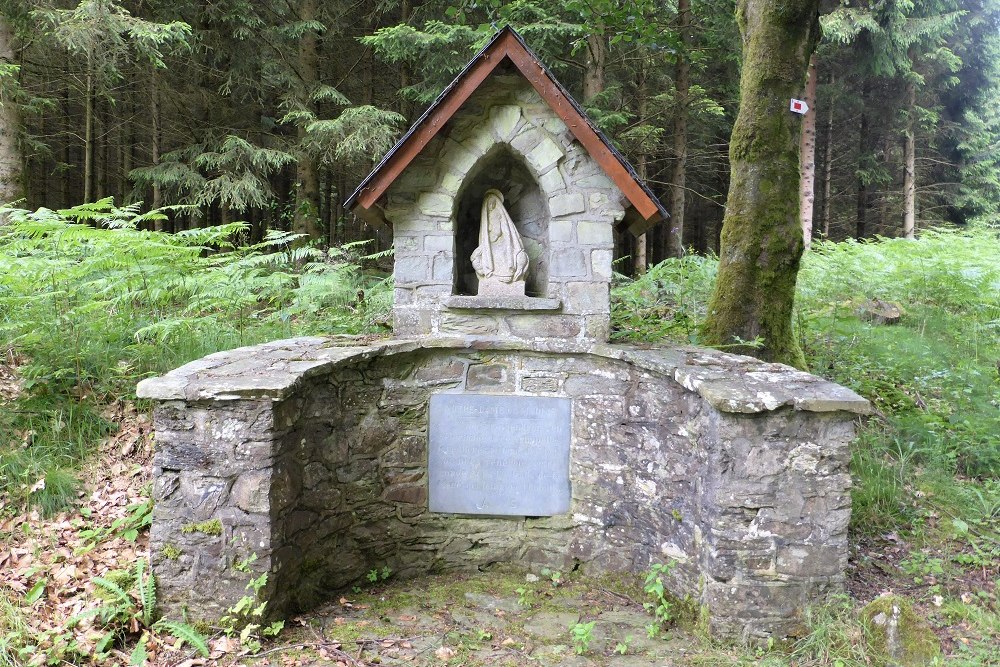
429 393 571 516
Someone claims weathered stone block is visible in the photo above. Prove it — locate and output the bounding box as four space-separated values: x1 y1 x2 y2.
549 220 574 243
490 105 521 140
577 221 612 246
506 314 581 339
550 192 586 218
417 192 453 217
424 234 453 253
548 249 587 277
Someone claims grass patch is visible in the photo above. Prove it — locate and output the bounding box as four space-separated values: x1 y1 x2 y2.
0 200 391 513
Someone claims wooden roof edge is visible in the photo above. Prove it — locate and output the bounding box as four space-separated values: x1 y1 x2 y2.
345 26 667 233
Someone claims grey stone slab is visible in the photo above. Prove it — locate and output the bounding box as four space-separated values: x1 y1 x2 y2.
443 295 562 311
429 393 572 516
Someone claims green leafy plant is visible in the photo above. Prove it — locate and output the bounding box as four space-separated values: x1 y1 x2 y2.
614 634 633 655
219 570 284 653
70 558 208 659
569 620 595 655
643 561 677 632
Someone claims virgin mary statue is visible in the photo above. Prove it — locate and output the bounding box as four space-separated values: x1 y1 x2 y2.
471 189 529 296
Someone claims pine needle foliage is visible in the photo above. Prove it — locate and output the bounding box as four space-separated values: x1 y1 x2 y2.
0 199 390 511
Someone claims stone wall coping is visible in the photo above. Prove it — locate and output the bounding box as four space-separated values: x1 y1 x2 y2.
136 336 871 416
442 295 563 311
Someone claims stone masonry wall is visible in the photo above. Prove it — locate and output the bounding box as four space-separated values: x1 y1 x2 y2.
140 338 868 639
387 73 625 341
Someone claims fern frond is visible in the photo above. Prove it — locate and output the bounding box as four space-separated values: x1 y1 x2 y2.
152 619 209 657
91 577 132 607
136 558 156 627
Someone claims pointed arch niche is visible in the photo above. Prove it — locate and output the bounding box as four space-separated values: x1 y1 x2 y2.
453 145 550 298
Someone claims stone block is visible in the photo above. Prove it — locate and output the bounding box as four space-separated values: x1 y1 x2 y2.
394 256 428 286
441 140 478 174
550 192 586 218
394 287 414 306
394 235 420 253
549 220 574 243
393 308 432 336
439 313 501 335
506 314 581 339
576 174 614 189
577 221 612 246
539 166 565 193
467 363 509 389
548 249 587 277
526 136 563 173
521 376 560 393
566 282 609 314
231 470 270 514
464 126 495 156
490 105 521 141
432 254 454 282
424 234 453 253
417 192 453 217
440 170 463 195
591 249 614 280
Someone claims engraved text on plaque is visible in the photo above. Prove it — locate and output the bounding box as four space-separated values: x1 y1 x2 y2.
428 393 571 516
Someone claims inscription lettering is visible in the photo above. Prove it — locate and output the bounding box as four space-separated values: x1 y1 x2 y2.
428 393 571 516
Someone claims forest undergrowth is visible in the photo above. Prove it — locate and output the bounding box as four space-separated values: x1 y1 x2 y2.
1 206 999 665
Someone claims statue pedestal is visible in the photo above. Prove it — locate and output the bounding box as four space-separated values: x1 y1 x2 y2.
477 278 526 298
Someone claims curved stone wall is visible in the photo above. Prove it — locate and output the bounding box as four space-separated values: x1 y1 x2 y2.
139 337 868 639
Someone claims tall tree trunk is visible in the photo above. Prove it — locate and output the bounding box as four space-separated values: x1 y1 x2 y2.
150 68 162 213
120 90 132 206
821 75 835 239
902 77 916 239
293 0 324 241
666 0 691 258
633 58 649 276
702 0 820 369
399 0 413 119
855 83 869 240
582 33 606 104
0 17 24 212
96 98 107 200
84 56 94 203
799 54 818 250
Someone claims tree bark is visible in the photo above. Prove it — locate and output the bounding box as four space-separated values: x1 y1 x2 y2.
634 58 649 276
666 0 691 259
150 67 163 227
582 33 606 104
701 0 820 369
902 77 916 239
84 56 94 204
0 16 24 211
292 0 324 242
821 75 835 239
855 82 869 239
799 54 818 250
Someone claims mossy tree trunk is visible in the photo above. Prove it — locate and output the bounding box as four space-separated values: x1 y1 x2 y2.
701 0 820 369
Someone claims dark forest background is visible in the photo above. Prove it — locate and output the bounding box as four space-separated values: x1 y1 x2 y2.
2 0 998 269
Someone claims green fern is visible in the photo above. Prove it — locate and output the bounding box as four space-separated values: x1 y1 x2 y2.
152 619 209 657
135 559 155 628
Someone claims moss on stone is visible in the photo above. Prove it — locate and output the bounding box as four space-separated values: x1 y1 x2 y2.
162 544 182 560
860 595 941 665
181 518 222 536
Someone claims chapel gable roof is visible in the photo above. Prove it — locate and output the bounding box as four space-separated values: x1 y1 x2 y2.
346 26 667 236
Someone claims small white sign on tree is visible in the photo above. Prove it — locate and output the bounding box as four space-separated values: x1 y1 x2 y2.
790 98 809 114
